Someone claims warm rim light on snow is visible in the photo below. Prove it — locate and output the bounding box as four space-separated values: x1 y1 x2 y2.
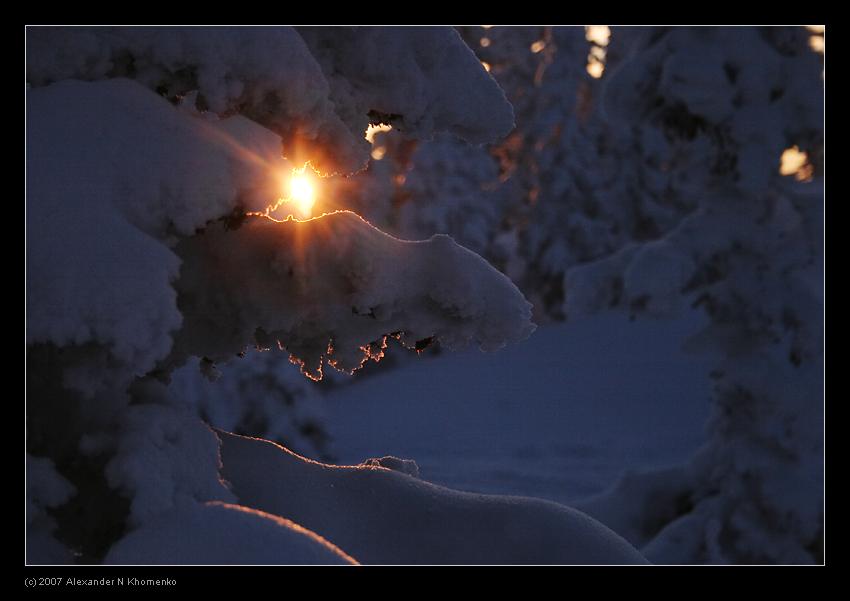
365 123 392 144
585 26 611 79
805 25 824 55
586 26 610 47
779 146 814 182
587 61 605 79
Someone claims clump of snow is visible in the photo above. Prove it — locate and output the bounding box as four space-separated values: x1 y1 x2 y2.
104 396 236 526
26 455 77 564
104 501 357 565
360 456 420 479
296 27 514 148
26 78 287 390
392 134 510 256
170 211 536 380
622 241 695 317
169 352 331 459
27 26 513 174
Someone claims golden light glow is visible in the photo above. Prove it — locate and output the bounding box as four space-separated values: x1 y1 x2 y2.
530 40 546 53
245 163 322 221
805 25 825 56
480 37 491 47
780 146 807 175
371 146 387 161
481 61 492 72
585 25 611 47
585 26 610 79
587 60 605 79
780 146 814 182
289 173 316 217
365 123 393 144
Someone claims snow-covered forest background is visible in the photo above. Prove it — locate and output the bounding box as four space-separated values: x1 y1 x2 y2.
26 25 824 565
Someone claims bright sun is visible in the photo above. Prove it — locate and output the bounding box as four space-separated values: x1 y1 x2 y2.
287 170 316 218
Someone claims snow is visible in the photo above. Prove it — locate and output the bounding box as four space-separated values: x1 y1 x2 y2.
217 431 648 564
26 78 286 388
25 25 822 566
104 501 356 565
171 211 536 380
27 26 512 175
104 399 236 526
586 26 824 563
26 455 77 564
168 351 330 459
27 76 532 391
25 29 551 565
324 310 715 505
297 27 514 147
359 456 421 479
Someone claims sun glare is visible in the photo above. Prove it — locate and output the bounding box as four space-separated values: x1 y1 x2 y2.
288 171 316 217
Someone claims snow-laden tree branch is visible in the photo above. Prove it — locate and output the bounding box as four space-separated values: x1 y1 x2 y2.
27 26 514 175
25 27 553 565
171 211 535 381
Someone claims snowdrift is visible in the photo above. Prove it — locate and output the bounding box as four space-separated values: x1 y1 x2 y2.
211 431 649 565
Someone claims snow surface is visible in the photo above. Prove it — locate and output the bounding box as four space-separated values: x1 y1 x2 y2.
323 310 715 506
104 501 357 565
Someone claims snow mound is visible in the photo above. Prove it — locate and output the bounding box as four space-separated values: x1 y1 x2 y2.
104 501 357 565
217 431 648 564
